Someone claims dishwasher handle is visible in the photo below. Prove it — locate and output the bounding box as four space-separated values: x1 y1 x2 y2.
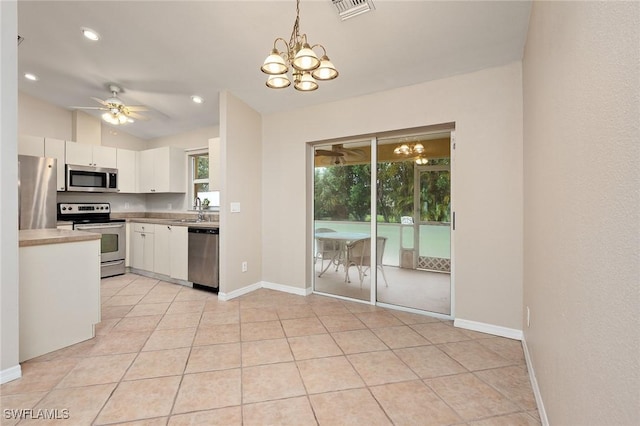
188 227 219 235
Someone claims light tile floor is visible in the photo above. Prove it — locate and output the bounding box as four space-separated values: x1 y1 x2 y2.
1 273 540 425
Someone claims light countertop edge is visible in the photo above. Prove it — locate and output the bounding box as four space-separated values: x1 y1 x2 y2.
19 229 101 247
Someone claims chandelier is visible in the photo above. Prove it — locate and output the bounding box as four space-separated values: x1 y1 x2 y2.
394 142 429 165
260 0 338 91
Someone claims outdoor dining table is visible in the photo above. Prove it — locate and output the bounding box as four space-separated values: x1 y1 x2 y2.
314 231 369 277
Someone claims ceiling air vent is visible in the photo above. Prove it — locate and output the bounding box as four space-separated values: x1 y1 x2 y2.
332 0 375 21
17 35 24 46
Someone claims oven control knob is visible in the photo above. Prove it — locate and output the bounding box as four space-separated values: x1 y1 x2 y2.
61 207 66 211
68 207 73 211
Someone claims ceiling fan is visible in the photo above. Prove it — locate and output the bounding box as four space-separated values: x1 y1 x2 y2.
71 84 149 125
315 144 366 165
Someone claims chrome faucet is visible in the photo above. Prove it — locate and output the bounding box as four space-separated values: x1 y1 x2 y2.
194 197 205 221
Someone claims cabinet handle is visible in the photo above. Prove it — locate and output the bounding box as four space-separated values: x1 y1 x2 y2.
167 226 171 230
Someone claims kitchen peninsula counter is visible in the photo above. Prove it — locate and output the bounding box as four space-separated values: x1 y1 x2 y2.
19 228 101 362
19 228 101 247
112 212 220 228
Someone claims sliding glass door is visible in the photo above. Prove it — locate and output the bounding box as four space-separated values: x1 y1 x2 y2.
313 140 371 301
312 132 452 315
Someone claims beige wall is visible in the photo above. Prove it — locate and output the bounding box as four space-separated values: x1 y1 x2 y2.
149 126 219 150
72 110 101 145
1 1 20 379
262 62 524 330
219 91 262 294
18 91 72 141
523 1 640 424
18 91 147 151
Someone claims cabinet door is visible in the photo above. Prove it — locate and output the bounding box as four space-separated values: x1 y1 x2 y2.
65 141 93 166
142 233 155 272
131 231 145 270
138 149 155 193
153 148 171 192
19 135 45 157
117 149 137 193
154 224 171 276
167 147 186 193
169 226 189 280
44 138 66 191
93 145 117 168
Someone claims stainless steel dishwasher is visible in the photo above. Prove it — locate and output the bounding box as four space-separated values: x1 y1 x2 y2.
188 227 219 291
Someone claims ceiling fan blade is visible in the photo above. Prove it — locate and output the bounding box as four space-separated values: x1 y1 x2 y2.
69 106 108 110
315 149 344 157
124 105 149 112
126 111 150 121
91 97 108 106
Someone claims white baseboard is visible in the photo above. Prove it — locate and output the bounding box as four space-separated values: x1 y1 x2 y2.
522 337 549 426
0 365 22 384
218 282 262 301
454 318 523 340
261 281 312 296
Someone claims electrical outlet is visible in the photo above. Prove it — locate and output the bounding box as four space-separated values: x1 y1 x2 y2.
526 306 531 327
241 261 248 272
124 202 130 209
168 203 172 210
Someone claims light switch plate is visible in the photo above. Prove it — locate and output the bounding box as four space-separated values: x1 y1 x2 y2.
230 202 241 213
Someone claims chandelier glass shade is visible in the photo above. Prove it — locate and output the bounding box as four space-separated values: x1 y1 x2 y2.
394 142 429 164
260 0 338 91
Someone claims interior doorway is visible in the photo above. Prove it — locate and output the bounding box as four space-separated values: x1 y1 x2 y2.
312 130 453 316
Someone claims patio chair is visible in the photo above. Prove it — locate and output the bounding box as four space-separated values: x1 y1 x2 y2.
344 237 389 287
315 228 342 277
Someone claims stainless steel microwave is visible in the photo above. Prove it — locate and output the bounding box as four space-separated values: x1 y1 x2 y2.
66 164 118 192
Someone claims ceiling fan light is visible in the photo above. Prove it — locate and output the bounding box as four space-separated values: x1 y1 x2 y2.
261 49 288 75
266 73 291 89
117 114 128 124
294 72 318 91
292 43 320 71
311 56 338 80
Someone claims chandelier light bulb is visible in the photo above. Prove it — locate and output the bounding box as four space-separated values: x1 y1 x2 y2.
414 143 424 154
261 49 288 75
266 73 292 89
294 72 318 91
311 56 338 80
292 43 320 71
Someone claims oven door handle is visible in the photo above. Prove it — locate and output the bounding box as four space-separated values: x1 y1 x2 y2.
102 260 125 266
76 223 125 230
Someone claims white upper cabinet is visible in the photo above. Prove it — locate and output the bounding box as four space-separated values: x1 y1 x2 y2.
44 138 66 191
65 141 117 168
138 147 186 193
116 149 137 193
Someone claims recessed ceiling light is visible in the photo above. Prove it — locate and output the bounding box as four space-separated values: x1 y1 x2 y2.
81 27 100 41
191 95 204 104
24 73 38 81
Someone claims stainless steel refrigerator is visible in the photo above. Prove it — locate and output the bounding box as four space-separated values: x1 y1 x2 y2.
18 155 57 230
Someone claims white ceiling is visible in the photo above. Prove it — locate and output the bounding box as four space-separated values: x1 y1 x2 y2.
17 1 531 140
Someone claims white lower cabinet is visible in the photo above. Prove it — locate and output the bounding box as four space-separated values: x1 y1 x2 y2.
130 222 188 282
169 226 188 281
154 224 188 281
131 223 154 272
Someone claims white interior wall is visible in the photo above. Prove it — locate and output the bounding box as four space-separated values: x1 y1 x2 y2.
522 2 640 424
0 1 20 382
148 126 219 150
262 62 524 331
219 91 262 295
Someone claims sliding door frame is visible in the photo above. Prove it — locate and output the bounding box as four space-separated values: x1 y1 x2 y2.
309 125 455 319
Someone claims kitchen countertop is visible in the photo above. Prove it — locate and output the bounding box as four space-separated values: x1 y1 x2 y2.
111 212 219 229
127 217 219 228
19 228 101 247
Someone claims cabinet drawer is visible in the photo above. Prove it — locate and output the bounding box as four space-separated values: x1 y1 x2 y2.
133 223 155 233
